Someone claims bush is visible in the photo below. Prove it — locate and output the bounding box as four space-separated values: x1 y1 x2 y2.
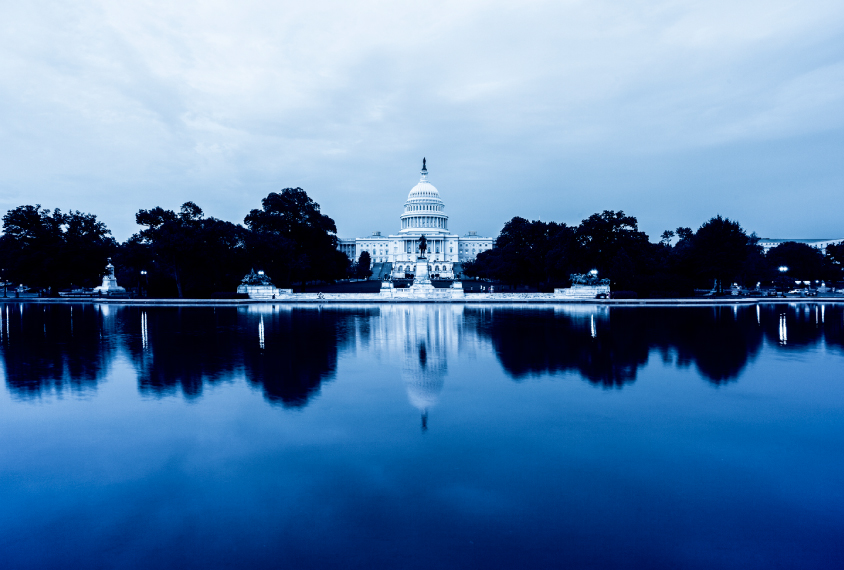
611 291 638 299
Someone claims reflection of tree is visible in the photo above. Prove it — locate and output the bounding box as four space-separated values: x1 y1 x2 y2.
466 308 648 387
1 304 116 398
5 303 843 404
649 307 763 384
121 306 365 406
241 308 363 407
762 304 844 353
121 307 242 398
1 304 365 407
468 306 790 386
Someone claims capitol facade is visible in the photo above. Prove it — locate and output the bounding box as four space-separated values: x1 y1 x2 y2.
337 160 493 279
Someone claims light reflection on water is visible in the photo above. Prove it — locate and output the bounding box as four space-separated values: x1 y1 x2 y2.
0 303 843 569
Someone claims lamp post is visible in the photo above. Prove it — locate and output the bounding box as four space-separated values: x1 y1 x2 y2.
778 266 789 297
140 270 147 298
1 268 5 298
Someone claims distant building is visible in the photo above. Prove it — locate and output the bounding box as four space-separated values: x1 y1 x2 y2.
337 160 493 279
758 238 843 255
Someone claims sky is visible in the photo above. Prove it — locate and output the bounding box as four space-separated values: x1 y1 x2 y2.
1 0 843 242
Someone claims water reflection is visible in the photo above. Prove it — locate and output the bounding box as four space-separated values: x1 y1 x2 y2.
2 303 843 404
239 305 369 407
467 305 649 387
392 305 455 430
0 304 117 398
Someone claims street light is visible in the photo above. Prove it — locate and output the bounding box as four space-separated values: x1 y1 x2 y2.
589 269 598 276
140 270 147 298
777 266 789 297
1 268 5 298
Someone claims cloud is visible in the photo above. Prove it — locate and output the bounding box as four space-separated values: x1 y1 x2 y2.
0 0 843 240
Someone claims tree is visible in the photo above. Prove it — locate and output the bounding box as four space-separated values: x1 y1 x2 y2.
675 227 693 242
689 216 751 292
573 210 654 289
244 188 348 285
766 242 827 282
826 243 844 266
544 223 579 284
62 210 117 288
0 205 116 292
356 251 372 279
133 202 248 298
465 217 561 287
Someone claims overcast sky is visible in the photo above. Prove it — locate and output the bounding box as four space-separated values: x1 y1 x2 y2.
2 0 843 242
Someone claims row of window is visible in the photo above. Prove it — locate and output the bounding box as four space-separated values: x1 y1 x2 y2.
405 204 443 212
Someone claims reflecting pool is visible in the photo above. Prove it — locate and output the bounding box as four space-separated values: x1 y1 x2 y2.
1 303 843 569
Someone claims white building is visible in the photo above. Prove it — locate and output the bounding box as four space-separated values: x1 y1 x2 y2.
338 160 494 279
757 238 843 255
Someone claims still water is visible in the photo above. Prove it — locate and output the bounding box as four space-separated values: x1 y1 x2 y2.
1 303 843 569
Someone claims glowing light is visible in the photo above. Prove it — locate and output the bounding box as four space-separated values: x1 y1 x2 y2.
141 311 148 350
259 316 265 349
779 314 787 345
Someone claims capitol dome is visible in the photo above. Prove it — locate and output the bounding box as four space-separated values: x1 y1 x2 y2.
407 178 441 202
400 158 449 234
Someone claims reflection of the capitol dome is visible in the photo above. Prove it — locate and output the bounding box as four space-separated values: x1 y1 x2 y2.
404 340 445 431
380 305 459 431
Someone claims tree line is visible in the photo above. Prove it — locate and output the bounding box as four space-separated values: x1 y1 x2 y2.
463 211 843 296
1 192 841 298
0 188 350 297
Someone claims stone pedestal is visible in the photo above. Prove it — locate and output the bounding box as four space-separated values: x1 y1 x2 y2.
380 281 394 297
94 259 126 295
554 284 610 299
237 284 278 299
409 258 435 296
414 258 431 284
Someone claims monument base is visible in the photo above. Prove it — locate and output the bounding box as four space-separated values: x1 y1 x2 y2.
237 285 293 299
554 284 610 299
94 277 126 295
414 258 431 285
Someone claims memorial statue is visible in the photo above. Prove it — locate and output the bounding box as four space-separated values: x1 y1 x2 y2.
94 258 126 295
570 273 609 286
419 235 428 257
422 157 426 170
240 268 274 286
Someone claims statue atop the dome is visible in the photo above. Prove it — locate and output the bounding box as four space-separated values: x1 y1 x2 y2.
419 234 428 257
422 157 426 171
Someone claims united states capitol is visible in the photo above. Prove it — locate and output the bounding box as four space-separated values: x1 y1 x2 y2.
337 159 493 280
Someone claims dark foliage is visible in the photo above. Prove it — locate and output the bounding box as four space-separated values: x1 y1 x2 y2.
766 241 832 282
244 188 349 286
2 193 840 298
355 251 373 279
131 202 249 298
0 205 116 292
463 212 840 296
